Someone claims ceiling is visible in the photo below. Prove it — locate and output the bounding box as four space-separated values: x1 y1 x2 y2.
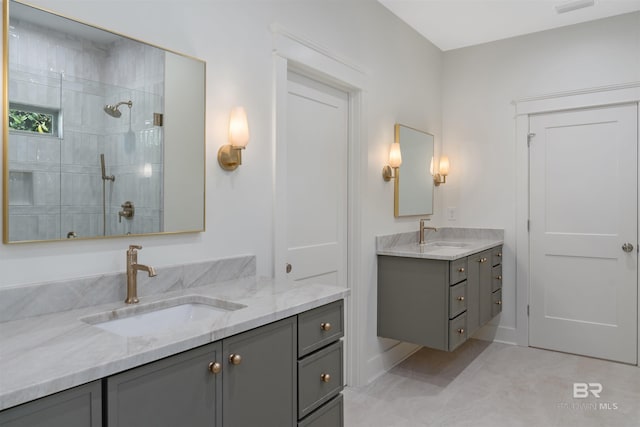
377 0 640 51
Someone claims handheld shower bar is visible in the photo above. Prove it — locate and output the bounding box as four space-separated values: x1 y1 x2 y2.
100 154 115 182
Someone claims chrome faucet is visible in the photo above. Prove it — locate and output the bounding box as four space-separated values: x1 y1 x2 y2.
125 245 156 304
419 219 437 245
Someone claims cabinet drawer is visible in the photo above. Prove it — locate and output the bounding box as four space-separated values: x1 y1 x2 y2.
298 341 344 419
492 289 503 318
298 394 343 427
449 258 468 285
491 246 503 266
298 300 344 357
448 313 467 351
492 265 502 292
449 281 467 319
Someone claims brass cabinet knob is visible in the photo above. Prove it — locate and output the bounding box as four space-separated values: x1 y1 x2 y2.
478 257 487 263
497 252 502 257
228 354 242 365
496 275 502 280
320 322 332 331
208 362 222 374
320 373 331 383
457 328 465 335
458 267 465 273
495 300 502 305
457 296 465 302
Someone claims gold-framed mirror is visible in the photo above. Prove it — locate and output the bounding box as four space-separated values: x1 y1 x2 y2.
3 0 206 243
394 124 435 217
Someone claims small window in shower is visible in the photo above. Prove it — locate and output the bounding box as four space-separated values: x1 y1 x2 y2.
8 103 59 136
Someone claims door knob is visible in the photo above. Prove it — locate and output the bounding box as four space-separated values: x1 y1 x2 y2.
622 243 634 253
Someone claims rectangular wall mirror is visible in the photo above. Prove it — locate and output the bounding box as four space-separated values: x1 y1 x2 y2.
3 0 206 243
394 124 434 217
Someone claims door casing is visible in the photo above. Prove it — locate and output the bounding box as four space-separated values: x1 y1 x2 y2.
272 24 368 385
514 82 640 367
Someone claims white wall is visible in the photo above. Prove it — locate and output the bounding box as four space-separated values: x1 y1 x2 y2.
1 0 443 384
441 12 640 343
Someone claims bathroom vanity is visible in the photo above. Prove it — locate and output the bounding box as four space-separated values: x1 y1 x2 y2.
377 228 503 351
0 270 347 427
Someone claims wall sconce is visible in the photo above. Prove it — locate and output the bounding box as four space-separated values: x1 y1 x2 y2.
433 155 449 186
382 142 402 181
218 106 250 171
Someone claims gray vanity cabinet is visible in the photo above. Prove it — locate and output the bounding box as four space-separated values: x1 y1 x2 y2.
1 301 344 427
377 245 503 352
222 316 297 427
106 341 222 427
0 380 102 427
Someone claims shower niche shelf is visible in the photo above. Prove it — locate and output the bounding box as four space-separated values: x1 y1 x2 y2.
8 171 34 206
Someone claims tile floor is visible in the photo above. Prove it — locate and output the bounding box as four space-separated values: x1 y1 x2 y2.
343 340 640 427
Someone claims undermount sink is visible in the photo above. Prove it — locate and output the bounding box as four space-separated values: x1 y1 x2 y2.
82 296 246 337
420 241 469 249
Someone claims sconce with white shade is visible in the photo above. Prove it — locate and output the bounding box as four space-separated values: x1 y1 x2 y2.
382 142 402 181
433 155 449 186
218 106 250 171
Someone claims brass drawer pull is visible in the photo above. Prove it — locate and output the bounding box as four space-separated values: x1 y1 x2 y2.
495 300 502 305
496 275 502 280
228 354 242 365
458 267 465 273
456 296 465 302
208 362 222 374
320 373 331 383
320 322 332 332
457 328 465 335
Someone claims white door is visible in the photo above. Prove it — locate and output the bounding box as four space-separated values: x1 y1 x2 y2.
529 104 638 364
277 71 348 285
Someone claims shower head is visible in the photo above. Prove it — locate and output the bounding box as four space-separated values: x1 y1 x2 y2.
103 100 132 118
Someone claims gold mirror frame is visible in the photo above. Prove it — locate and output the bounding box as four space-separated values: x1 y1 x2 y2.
394 124 435 217
2 1 206 243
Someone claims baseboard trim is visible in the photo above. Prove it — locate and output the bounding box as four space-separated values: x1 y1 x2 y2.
472 324 518 345
365 341 421 384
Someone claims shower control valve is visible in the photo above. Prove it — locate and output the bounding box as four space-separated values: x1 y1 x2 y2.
119 201 135 223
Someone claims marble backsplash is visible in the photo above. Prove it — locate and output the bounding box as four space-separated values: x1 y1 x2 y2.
0 255 256 323
377 227 504 251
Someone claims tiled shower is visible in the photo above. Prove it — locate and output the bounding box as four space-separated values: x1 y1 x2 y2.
7 14 165 241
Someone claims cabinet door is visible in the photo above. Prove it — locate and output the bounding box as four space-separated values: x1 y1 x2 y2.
0 381 101 427
106 341 222 427
377 255 449 350
466 253 480 335
223 316 297 427
477 249 494 325
467 249 493 334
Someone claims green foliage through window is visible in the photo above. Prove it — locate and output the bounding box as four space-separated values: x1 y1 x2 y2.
9 109 54 134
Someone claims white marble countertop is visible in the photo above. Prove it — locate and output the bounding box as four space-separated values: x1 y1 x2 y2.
377 239 503 260
376 228 504 260
0 276 349 411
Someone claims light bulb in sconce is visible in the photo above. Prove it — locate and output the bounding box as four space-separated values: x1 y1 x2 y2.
434 155 449 186
382 142 402 181
218 106 250 171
